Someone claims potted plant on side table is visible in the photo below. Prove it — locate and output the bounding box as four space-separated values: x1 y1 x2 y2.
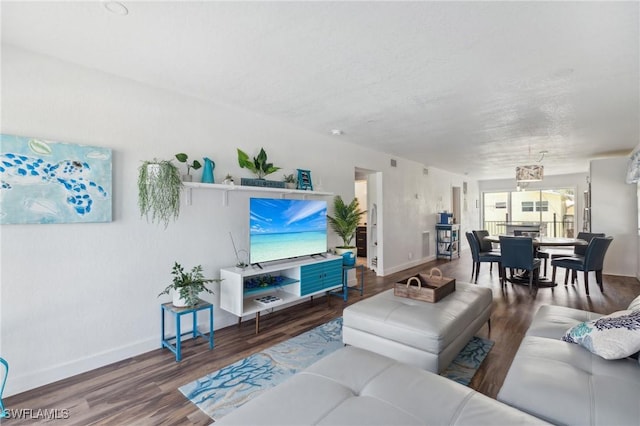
327 196 367 265
138 159 183 229
158 262 222 307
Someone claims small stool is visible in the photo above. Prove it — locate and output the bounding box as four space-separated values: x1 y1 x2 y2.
161 298 214 361
329 264 365 302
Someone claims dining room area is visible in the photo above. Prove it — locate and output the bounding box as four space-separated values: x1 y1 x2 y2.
466 229 614 295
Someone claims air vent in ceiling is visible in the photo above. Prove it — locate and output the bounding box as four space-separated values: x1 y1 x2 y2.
390 159 397 167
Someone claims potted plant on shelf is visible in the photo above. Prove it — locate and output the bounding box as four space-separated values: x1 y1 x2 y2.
283 173 297 189
138 159 183 229
175 153 202 182
327 196 366 263
237 147 280 179
158 262 222 307
223 173 235 185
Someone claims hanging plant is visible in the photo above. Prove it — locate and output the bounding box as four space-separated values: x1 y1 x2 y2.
137 159 183 228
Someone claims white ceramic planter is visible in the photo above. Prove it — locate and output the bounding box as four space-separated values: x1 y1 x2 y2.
335 247 357 257
172 290 189 307
146 163 161 181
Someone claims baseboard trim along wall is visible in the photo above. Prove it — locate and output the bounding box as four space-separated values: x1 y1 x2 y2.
5 337 158 397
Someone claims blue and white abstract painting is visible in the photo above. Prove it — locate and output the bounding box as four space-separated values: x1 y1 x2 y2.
0 134 112 224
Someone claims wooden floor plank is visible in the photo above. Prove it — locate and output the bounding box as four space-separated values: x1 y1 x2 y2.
5 255 639 424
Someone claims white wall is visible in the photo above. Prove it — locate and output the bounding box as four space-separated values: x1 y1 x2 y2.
354 180 367 226
379 162 479 274
590 157 638 276
0 46 474 396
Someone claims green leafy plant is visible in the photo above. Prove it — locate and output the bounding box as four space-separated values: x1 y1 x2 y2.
327 196 367 248
158 262 222 307
175 153 202 176
138 159 183 229
283 173 296 183
237 148 281 179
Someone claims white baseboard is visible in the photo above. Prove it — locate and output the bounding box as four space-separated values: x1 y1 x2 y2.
381 255 437 276
5 337 157 397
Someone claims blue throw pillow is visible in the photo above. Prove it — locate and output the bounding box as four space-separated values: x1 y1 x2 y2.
562 310 640 360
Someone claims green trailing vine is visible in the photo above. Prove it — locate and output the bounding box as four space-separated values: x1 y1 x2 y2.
137 159 183 228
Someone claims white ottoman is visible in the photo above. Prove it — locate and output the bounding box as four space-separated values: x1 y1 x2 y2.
343 282 492 373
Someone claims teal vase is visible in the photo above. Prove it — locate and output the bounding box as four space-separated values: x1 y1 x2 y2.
202 157 215 183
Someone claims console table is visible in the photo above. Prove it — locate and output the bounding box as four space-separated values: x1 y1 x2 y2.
220 255 343 333
161 299 214 361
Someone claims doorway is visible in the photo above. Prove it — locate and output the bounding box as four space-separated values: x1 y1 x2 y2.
355 167 382 274
452 186 461 224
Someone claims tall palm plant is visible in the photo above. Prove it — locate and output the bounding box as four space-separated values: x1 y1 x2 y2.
327 196 366 248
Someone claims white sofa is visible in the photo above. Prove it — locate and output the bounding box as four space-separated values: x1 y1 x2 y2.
498 303 640 425
217 345 548 425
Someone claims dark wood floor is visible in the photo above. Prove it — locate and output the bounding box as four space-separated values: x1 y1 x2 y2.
6 255 640 425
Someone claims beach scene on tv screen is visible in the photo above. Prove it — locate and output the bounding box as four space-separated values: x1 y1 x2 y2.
250 198 327 264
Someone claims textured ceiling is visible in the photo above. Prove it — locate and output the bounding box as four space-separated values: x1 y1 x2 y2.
2 1 639 179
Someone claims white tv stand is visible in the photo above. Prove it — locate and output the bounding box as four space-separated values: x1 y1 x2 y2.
220 255 343 333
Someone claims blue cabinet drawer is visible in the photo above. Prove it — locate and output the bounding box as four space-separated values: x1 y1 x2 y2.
323 259 343 286
300 259 343 296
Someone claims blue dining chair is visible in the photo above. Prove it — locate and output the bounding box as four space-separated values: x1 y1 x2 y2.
551 236 613 295
537 232 605 276
499 236 541 294
0 357 8 419
465 232 501 283
472 229 501 273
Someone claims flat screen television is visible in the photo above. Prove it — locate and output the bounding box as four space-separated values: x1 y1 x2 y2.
249 198 328 264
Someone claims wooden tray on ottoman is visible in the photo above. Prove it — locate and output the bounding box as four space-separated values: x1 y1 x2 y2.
394 268 455 303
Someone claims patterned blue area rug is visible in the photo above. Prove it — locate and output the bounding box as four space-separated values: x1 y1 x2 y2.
180 317 493 421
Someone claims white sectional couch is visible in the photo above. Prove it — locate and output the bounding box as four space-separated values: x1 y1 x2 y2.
218 294 640 425
217 346 548 425
498 303 640 425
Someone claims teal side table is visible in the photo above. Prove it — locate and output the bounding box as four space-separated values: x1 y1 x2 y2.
161 299 214 361
0 357 8 419
329 264 365 302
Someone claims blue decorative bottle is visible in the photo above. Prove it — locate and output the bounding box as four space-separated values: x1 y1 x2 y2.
202 157 215 183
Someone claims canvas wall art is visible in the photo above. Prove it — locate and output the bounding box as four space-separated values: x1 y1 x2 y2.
0 134 112 224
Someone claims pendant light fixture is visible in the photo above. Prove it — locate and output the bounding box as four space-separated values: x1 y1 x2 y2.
516 150 547 189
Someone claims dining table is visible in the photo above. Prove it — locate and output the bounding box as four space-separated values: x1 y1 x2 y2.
483 235 587 287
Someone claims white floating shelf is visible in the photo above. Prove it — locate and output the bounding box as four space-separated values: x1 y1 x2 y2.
182 182 333 206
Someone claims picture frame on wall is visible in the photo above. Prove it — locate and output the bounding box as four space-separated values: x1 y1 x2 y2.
0 133 112 224
296 169 313 191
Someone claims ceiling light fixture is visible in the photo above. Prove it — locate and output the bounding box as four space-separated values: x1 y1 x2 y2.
331 129 343 136
516 150 547 190
102 1 129 16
